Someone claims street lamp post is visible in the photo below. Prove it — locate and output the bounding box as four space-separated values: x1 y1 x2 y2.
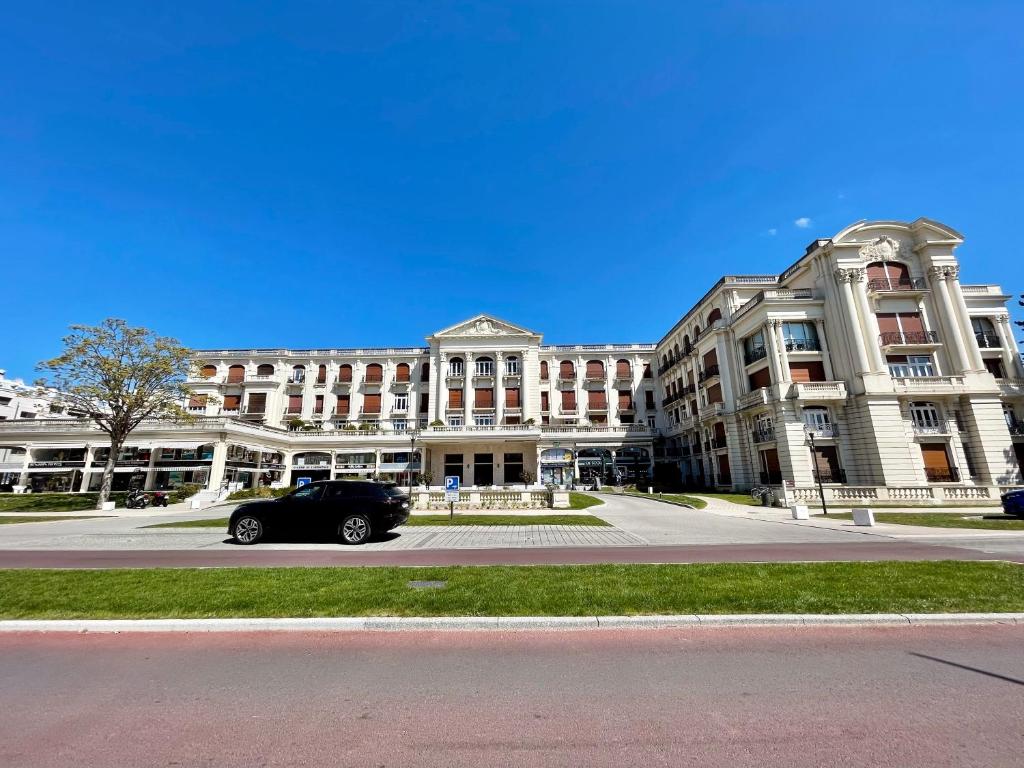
408 427 421 505
804 425 828 516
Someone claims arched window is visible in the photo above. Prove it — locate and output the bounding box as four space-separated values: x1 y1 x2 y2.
683 335 691 353
707 308 722 326
364 363 383 383
256 363 274 376
290 365 305 383
316 364 327 384
866 261 911 291
505 356 519 375
199 364 217 378
585 360 605 380
540 361 549 380
672 344 680 361
226 365 245 383
420 362 430 381
475 356 494 376
560 360 576 380
337 364 353 383
616 359 631 379
395 363 411 382
693 324 701 340
448 357 464 376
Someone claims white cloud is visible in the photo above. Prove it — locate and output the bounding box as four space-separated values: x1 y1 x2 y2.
794 217 811 229
767 228 777 236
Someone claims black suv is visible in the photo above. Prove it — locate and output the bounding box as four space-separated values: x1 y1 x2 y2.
228 480 410 545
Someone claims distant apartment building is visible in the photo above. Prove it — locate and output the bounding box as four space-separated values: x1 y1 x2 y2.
0 218 1021 503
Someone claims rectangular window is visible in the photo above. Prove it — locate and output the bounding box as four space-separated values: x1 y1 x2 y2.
475 358 494 376
287 394 302 413
618 391 633 410
392 419 407 432
505 387 521 408
246 393 266 413
782 322 820 351
561 390 577 411
706 383 723 404
643 363 652 379
888 355 935 377
447 415 463 427
588 390 607 409
748 366 772 390
335 394 350 414
789 361 827 383
984 358 1005 378
420 362 430 382
541 391 550 411
644 389 655 409
393 393 408 411
362 393 381 414
419 393 429 412
504 453 525 484
448 388 463 409
475 388 494 408
474 415 495 426
443 454 463 484
647 415 656 428
314 394 324 414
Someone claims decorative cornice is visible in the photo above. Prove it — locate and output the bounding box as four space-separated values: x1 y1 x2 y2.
997 313 1010 323
927 265 959 280
834 267 865 283
857 236 901 262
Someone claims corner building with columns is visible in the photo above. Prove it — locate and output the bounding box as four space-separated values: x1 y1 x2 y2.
1 217 1022 505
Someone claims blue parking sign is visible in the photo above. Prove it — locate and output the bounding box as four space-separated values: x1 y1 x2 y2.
444 475 460 502
296 477 311 487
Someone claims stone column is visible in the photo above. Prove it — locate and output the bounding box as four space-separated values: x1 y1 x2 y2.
79 444 96 493
775 320 791 382
947 267 985 371
995 313 1022 377
850 269 885 372
495 351 505 425
435 351 447 424
929 267 973 373
206 441 228 491
835 269 873 374
814 319 835 380
764 320 785 384
463 352 474 426
144 449 158 490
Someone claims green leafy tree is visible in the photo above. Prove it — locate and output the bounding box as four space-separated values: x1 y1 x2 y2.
37 319 196 509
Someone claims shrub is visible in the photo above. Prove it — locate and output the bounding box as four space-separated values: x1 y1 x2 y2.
168 483 203 503
226 485 295 501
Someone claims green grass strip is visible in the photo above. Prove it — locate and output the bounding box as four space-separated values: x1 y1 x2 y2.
0 516 103 525
568 492 604 509
623 491 707 509
822 512 1024 530
0 561 1021 619
146 514 610 529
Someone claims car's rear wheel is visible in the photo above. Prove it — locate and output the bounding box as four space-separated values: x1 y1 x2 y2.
339 514 372 545
233 515 263 544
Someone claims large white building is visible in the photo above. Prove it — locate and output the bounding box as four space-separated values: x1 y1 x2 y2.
1 218 1022 504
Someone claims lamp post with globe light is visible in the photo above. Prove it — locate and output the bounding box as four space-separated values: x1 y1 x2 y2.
804 424 829 516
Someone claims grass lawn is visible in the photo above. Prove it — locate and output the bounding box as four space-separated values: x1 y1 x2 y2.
0 493 122 513
821 512 1024 530
0 516 103 525
146 514 610 529
695 493 764 507
0 561 1021 619
624 491 707 509
569 492 603 510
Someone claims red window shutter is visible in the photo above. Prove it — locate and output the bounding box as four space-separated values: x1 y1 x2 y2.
876 313 899 334
588 390 607 408
789 362 826 382
449 389 463 408
363 393 381 413
317 365 327 384
247 393 266 412
338 365 352 382
540 361 549 380
288 394 302 410
559 361 574 378
898 313 925 334
200 365 217 378
396 364 410 382
314 395 324 413
223 394 241 410
336 395 350 414
365 364 383 383
475 388 494 407
227 366 245 383
505 388 520 407
561 390 576 410
748 367 772 389
706 384 723 404
188 395 207 408
541 391 550 411
616 360 631 378
866 262 888 281
702 349 718 368
618 391 632 409
586 361 604 379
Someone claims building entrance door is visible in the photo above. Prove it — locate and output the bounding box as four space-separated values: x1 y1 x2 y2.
474 453 493 486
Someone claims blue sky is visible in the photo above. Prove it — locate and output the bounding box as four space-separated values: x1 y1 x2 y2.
3 1 1023 378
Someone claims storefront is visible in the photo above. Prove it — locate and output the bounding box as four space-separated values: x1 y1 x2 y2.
577 448 613 484
378 451 421 485
292 452 332 484
614 446 651 483
334 451 376 480
540 447 574 487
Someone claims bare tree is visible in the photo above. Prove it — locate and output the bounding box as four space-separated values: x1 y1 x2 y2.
37 319 195 509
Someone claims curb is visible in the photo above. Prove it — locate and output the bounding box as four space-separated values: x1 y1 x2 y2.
0 613 1020 633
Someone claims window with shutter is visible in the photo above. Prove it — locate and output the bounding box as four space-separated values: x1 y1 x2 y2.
223 394 241 410
898 312 925 334
227 365 245 383
876 313 900 334
540 361 549 380
585 360 604 379
287 394 302 413
559 361 575 379
448 389 463 409
702 349 718 368
314 395 324 414
199 365 217 378
365 364 383 383
475 388 494 408
617 391 632 409
561 390 576 410
643 363 652 379
317 364 327 384
336 395 350 414
396 363 410 382
706 384 723 404
256 364 274 376
505 388 520 407
362 393 381 413
246 393 266 413
748 367 772 390
588 390 607 409
789 361 827 383
615 359 631 378
338 364 352 383
188 395 207 408
541 391 550 411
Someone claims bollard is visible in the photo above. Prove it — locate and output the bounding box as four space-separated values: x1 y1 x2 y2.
852 507 875 526
790 504 809 520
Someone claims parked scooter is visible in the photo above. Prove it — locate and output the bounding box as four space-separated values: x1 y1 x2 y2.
125 488 150 509
149 491 169 508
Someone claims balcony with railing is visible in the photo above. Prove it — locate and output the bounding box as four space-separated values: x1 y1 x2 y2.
784 338 821 352
866 276 928 293
912 420 950 436
698 365 720 384
738 387 775 410
244 375 276 383
925 467 961 483
1008 423 1024 436
333 377 353 390
698 401 726 421
751 427 775 444
879 330 940 347
892 376 967 395
744 346 767 365
790 381 848 401
975 332 1002 349
813 468 847 484
583 376 607 390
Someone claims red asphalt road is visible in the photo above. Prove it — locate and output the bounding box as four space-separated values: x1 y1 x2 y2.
0 540 1010 569
1 625 1022 767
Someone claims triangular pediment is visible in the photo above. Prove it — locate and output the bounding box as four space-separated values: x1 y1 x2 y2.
430 314 538 340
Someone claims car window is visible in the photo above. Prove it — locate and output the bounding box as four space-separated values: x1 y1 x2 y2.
290 485 323 501
382 484 406 498
324 484 353 499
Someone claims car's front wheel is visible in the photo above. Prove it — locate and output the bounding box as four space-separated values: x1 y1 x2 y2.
339 514 372 545
233 515 264 545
